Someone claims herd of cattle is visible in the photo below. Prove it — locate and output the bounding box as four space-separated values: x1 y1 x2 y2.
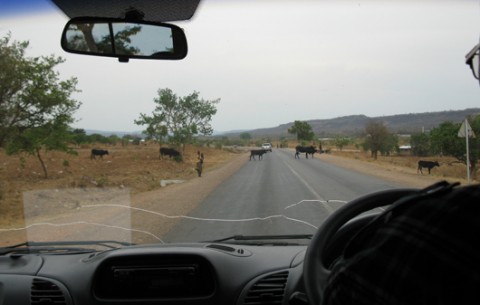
90 147 182 159
250 145 322 160
249 146 442 175
89 146 441 175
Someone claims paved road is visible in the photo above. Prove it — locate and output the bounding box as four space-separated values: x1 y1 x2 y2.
164 149 410 243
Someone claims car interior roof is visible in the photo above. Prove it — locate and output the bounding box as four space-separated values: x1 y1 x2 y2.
51 0 201 22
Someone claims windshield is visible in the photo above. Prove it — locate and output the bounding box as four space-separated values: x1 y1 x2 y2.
0 0 479 249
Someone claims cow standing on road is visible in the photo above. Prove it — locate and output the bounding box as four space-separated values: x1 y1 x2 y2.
295 145 317 159
417 160 440 174
250 149 267 161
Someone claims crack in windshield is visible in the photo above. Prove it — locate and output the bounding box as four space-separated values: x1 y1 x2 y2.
0 221 164 243
0 187 349 246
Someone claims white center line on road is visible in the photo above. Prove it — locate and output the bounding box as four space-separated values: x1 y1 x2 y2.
283 161 335 214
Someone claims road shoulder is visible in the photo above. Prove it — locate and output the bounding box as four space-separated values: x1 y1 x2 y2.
317 153 464 188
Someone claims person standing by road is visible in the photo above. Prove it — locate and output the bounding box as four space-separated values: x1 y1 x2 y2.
195 151 204 177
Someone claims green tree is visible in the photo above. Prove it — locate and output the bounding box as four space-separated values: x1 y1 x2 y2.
71 128 89 145
410 132 431 156
430 118 480 179
88 133 109 144
0 34 81 178
363 120 394 159
379 133 399 156
240 132 251 141
107 134 121 145
135 88 219 151
430 121 463 156
333 136 352 151
288 120 315 141
6 118 77 178
121 134 134 146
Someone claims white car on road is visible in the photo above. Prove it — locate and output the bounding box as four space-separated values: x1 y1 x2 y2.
262 143 272 152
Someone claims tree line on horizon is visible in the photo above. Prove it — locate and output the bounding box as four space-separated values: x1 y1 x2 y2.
280 118 480 179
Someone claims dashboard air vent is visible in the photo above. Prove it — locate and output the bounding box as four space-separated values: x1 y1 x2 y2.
244 271 289 305
31 278 67 305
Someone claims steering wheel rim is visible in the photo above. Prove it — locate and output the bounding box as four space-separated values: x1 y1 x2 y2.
303 188 418 305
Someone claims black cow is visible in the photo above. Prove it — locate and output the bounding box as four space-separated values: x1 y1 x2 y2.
417 160 440 174
250 149 267 161
159 147 180 159
90 149 109 159
295 145 317 159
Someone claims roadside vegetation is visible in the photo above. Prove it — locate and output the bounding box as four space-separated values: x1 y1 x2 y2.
0 143 242 228
0 34 230 228
1 32 479 230
216 118 480 182
0 34 80 178
135 88 220 152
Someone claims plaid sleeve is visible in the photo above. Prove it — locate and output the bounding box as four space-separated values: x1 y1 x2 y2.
323 184 480 305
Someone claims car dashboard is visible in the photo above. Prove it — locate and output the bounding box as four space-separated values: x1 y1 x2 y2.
0 243 307 305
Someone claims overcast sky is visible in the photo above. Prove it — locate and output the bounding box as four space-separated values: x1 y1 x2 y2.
1 0 479 133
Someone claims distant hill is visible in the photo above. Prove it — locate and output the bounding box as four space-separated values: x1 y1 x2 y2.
224 108 480 138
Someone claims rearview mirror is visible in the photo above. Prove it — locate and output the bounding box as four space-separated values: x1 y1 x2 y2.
61 17 188 62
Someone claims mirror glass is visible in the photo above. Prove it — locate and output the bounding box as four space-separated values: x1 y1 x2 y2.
62 18 187 60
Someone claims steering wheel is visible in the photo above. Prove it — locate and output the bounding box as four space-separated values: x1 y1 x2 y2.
303 188 418 305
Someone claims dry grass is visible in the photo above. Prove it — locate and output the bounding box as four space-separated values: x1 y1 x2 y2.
282 140 478 184
329 149 477 183
1 141 477 233
0 144 241 228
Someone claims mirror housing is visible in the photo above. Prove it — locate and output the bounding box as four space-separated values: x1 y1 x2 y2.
466 42 480 83
61 17 188 62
